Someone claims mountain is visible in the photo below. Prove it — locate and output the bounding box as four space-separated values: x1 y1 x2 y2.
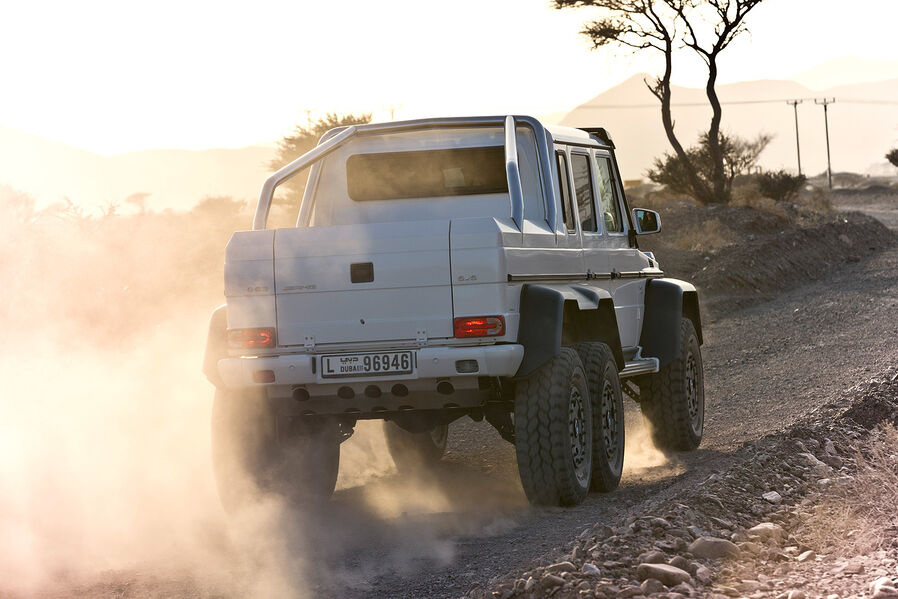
561 75 898 180
0 126 275 213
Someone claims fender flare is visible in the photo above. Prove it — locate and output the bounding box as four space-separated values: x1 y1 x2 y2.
639 278 703 368
514 284 624 377
202 305 228 388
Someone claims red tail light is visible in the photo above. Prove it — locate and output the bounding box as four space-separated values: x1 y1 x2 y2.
228 327 276 349
454 316 505 338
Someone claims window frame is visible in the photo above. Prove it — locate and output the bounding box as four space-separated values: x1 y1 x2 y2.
554 150 578 234
591 152 626 236
569 149 600 235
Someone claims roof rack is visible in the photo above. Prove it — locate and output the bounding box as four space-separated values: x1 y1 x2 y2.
577 127 615 149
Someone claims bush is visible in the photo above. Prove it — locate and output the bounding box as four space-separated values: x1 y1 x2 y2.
757 170 806 202
887 148 898 168
647 133 771 204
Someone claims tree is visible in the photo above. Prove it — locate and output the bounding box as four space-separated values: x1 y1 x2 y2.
648 132 770 197
887 148 898 168
270 112 372 200
555 0 765 203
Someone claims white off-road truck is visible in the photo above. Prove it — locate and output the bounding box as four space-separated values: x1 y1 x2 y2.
203 116 704 509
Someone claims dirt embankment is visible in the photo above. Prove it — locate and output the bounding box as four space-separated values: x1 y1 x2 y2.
468 371 898 599
632 188 897 315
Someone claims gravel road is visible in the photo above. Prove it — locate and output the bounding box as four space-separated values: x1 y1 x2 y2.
316 196 898 599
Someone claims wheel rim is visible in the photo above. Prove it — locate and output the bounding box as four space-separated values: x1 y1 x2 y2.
568 384 590 485
600 379 622 465
685 350 702 433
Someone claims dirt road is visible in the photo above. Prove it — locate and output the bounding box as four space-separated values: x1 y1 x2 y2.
26 195 898 599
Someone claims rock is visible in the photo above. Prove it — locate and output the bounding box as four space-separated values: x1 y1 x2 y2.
788 591 807 599
619 585 644 598
638 550 667 564
739 580 763 592
738 541 763 555
635 563 693 586
824 439 837 455
798 452 829 471
695 565 712 584
581 562 601 576
547 561 577 573
541 574 565 588
839 561 865 575
839 233 852 245
668 555 691 572
748 522 785 543
871 576 898 598
524 577 536 591
763 491 783 504
797 550 816 562
571 545 583 561
821 454 844 468
711 517 734 530
689 536 742 559
640 578 667 594
593 524 614 539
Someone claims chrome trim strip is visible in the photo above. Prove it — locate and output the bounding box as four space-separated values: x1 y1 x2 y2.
508 270 664 282
619 357 660 378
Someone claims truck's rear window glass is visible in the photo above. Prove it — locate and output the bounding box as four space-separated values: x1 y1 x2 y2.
346 146 508 201
571 153 597 232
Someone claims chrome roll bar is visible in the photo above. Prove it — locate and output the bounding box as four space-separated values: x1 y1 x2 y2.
252 115 557 233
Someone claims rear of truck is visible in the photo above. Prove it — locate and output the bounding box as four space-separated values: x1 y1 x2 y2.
214 120 549 418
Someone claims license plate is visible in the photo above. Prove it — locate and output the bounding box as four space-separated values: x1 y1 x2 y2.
320 351 415 378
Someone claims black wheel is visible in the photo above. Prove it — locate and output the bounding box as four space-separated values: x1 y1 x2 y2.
638 317 704 451
382 421 449 471
514 347 592 506
573 342 625 492
211 388 340 513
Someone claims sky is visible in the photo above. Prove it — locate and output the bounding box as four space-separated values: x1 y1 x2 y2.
2 0 898 155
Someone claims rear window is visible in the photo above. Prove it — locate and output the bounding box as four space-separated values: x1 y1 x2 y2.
346 146 508 201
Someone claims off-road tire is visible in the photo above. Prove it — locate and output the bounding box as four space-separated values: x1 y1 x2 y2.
573 342 625 492
211 388 340 513
383 422 449 472
514 347 592 506
638 317 704 451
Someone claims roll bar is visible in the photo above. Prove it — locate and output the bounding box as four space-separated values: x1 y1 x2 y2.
252 115 557 233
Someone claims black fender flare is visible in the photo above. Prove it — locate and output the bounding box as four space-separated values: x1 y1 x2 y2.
639 278 703 368
514 284 624 377
202 304 228 388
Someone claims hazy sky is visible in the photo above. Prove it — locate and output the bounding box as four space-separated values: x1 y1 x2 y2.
2 0 897 154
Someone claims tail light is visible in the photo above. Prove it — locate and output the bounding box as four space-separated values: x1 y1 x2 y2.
454 316 505 338
228 327 276 349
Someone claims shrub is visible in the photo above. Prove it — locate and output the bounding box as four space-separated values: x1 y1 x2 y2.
887 148 898 168
647 133 771 204
757 170 806 202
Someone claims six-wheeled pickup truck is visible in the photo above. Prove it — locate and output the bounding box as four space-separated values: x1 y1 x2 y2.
203 115 704 509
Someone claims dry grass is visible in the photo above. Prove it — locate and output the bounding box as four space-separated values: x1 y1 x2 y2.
668 218 735 252
730 183 791 220
800 424 898 556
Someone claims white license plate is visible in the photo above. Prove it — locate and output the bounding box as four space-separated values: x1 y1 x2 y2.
320 351 415 378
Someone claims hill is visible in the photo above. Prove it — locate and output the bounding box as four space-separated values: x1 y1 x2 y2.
561 75 898 180
0 126 275 212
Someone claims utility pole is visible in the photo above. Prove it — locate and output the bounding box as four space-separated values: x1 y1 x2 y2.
383 104 401 121
786 100 803 176
815 98 835 189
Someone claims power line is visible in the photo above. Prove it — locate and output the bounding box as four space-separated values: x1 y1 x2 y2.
575 97 898 109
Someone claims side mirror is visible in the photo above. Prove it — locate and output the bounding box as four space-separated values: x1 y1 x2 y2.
632 208 661 235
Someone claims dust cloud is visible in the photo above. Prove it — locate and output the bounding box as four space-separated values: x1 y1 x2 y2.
0 189 518 598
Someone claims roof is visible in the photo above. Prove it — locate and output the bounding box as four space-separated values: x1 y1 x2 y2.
546 124 614 148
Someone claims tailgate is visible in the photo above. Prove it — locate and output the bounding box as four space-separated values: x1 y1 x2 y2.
274 220 454 346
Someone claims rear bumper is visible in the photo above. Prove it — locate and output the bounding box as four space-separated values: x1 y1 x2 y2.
217 344 525 389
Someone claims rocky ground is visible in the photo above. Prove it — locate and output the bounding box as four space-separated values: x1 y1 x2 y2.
466 371 898 599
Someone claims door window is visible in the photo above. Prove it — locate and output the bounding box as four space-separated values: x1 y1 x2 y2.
594 155 623 233
571 153 597 233
555 152 576 233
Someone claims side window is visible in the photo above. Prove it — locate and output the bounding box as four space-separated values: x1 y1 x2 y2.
570 153 597 233
555 152 576 233
594 155 624 233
